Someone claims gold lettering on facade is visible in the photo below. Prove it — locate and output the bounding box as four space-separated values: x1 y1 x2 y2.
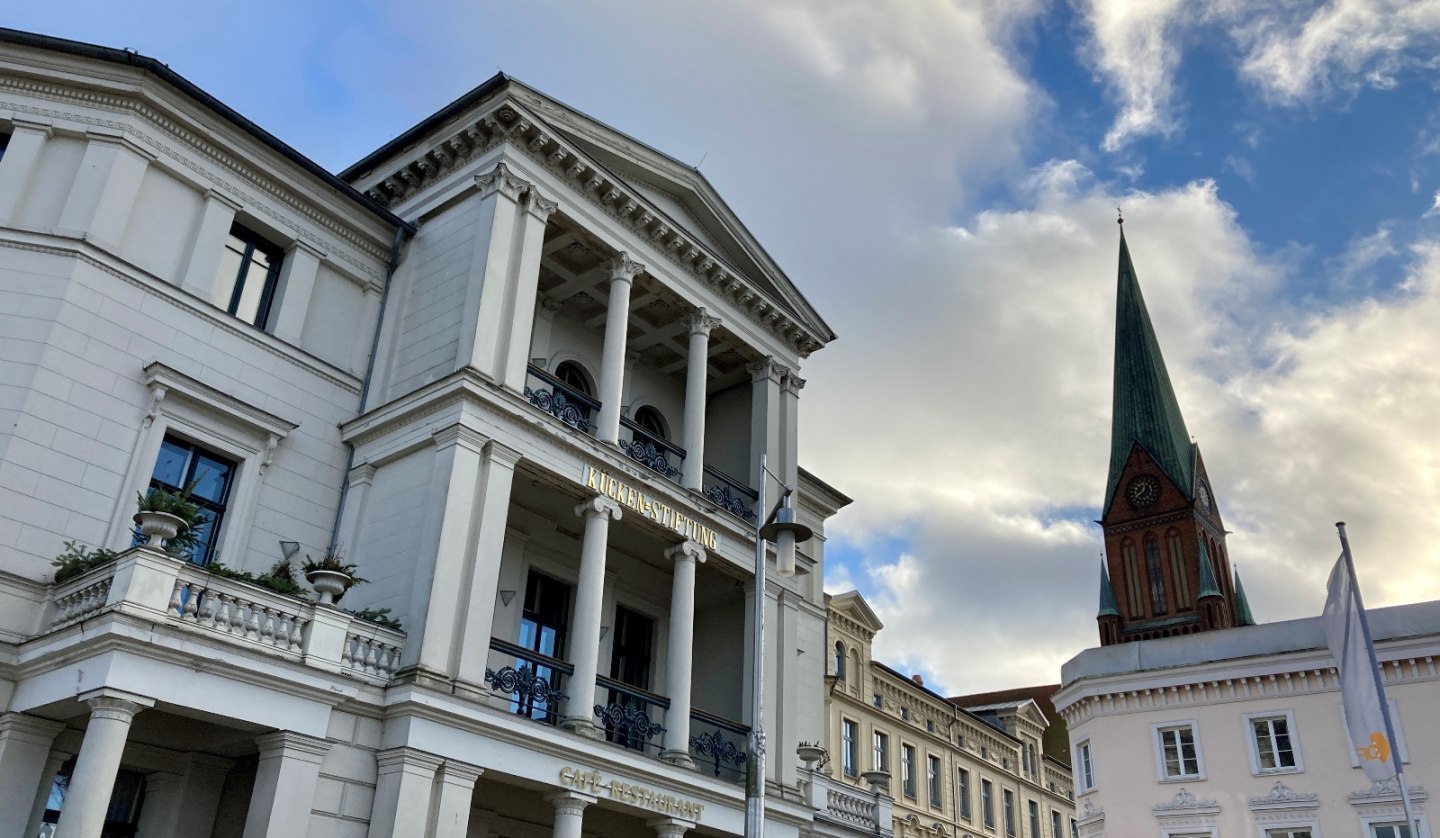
580 466 720 550
557 767 704 820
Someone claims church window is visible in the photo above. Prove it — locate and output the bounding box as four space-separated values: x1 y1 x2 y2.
1121 540 1143 618
1145 534 1168 615
1167 531 1191 609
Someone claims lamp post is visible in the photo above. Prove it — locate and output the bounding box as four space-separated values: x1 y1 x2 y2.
745 452 814 838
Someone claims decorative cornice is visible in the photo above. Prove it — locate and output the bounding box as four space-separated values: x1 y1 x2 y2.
475 161 529 202
1154 788 1218 812
1349 777 1427 803
1250 781 1317 809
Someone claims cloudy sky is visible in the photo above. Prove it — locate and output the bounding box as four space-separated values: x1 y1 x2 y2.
14 0 1440 692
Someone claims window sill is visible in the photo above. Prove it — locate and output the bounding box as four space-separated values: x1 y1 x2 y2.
1158 774 1206 783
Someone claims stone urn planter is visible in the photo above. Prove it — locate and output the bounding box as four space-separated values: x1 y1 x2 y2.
305 569 353 605
797 743 827 770
133 511 187 548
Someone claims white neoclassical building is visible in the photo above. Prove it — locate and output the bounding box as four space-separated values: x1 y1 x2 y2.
0 27 884 838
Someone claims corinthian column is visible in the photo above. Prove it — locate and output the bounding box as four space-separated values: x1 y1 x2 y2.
561 495 623 734
595 254 644 443
661 540 707 767
681 310 720 491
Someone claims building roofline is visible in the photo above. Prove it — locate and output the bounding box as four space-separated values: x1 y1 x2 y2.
0 27 411 233
867 659 1024 746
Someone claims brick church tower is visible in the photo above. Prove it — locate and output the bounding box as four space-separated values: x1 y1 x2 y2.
1096 222 1254 645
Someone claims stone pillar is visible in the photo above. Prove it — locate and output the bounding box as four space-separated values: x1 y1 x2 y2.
368 748 443 838
500 188 559 391
335 463 377 560
595 254 644 444
649 816 693 838
270 240 324 343
546 791 593 838
680 310 719 491
779 371 803 490
178 190 242 298
560 495 623 733
0 118 52 225
748 358 785 491
455 440 523 688
56 131 152 250
55 692 153 838
0 712 65 838
26 749 70 838
776 591 801 787
242 731 330 838
130 753 232 838
403 425 489 677
661 541 706 767
432 760 484 838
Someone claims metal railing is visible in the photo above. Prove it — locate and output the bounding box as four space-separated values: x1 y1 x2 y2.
619 416 686 481
689 709 749 784
485 637 573 725
595 675 669 754
701 464 758 523
524 365 601 434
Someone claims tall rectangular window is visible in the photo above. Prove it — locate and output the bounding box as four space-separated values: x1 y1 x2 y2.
873 731 889 772
1028 800 1040 838
1168 532 1191 608
842 719 858 777
147 435 235 566
517 570 571 722
901 743 916 798
1157 723 1203 779
928 754 942 809
1075 740 1095 791
1003 789 1016 837
1145 534 1168 614
981 780 994 829
212 223 283 328
958 768 972 820
604 605 656 751
1122 542 1143 617
1251 714 1298 772
1052 810 1063 838
1070 818 1078 838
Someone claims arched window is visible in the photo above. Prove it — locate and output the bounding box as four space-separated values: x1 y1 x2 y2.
834 641 847 681
554 361 593 397
1167 529 1190 609
1121 539 1143 618
634 405 668 440
1145 533 1168 615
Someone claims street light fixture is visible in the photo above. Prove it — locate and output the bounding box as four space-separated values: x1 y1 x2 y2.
745 452 814 838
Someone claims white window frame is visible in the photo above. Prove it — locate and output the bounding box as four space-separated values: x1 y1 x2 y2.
1152 720 1206 782
958 767 972 821
1244 709 1305 775
1260 826 1319 838
1164 830 1216 838
842 718 859 777
1361 814 1428 838
873 729 889 772
901 741 917 799
1074 739 1096 792
927 753 942 809
107 363 297 563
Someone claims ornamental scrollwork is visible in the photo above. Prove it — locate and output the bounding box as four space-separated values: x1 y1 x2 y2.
524 387 594 433
594 702 664 743
622 440 680 478
703 484 757 523
483 664 565 707
690 731 746 777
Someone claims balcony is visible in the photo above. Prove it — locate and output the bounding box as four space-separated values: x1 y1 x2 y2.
524 364 599 435
806 770 894 837
41 548 405 683
482 637 748 783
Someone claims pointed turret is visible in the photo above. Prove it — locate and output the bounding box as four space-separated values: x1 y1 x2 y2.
1104 227 1195 514
1234 568 1256 627
1197 541 1223 600
1098 562 1119 618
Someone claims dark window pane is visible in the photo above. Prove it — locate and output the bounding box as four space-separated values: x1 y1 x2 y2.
151 440 190 488
190 455 233 503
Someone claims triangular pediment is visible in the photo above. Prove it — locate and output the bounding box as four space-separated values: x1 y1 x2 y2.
829 590 885 634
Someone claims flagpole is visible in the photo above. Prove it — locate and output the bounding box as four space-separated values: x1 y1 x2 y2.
1336 522 1417 835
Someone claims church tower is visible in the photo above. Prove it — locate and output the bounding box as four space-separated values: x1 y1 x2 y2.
1097 222 1248 644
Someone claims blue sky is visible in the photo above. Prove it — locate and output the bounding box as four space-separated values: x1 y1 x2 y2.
11 1 1440 692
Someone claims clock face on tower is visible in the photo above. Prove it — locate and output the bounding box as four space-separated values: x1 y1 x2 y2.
1125 475 1161 510
1197 479 1212 511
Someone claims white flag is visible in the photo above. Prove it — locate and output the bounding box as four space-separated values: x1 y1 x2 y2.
1323 552 1397 783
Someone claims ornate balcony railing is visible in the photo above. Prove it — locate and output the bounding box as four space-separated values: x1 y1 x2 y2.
689 709 748 784
524 365 601 434
702 464 758 524
596 675 668 754
619 416 685 481
485 637 572 725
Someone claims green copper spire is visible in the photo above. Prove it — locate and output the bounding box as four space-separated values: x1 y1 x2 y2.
1105 226 1196 513
1098 561 1119 618
1234 568 1256 626
1197 540 1223 600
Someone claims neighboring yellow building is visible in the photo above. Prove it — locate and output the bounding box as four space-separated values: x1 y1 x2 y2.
824 592 1077 838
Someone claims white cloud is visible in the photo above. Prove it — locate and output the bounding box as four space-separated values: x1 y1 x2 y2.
1077 0 1190 151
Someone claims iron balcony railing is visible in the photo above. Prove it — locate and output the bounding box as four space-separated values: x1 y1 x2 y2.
618 416 686 482
701 464 758 524
689 709 749 783
484 637 573 726
596 675 670 755
524 365 601 434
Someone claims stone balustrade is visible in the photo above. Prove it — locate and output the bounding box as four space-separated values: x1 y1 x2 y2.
805 770 893 837
40 547 404 684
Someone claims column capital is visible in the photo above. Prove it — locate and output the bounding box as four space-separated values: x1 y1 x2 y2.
433 424 490 453
8 116 55 136
79 690 154 723
648 817 695 838
546 790 596 817
747 356 789 384
484 439 524 469
255 730 331 763
201 188 245 212
437 758 485 787
665 540 707 565
540 295 565 315
782 372 806 396
376 746 446 773
609 252 645 283
575 494 623 522
525 187 559 222
348 463 377 486
476 160 531 202
684 309 721 337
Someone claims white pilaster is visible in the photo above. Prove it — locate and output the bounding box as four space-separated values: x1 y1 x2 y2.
500 188 558 390
780 372 803 490
595 254 644 444
560 495 623 733
0 712 65 838
0 119 51 225
55 691 153 838
661 540 707 767
270 240 324 343
130 753 232 838
403 425 488 677
748 358 785 491
57 132 152 250
178 190 242 298
335 463 377 560
777 590 801 788
455 440 523 687
433 760 484 838
367 748 443 838
681 310 719 491
243 732 330 838
546 791 593 838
